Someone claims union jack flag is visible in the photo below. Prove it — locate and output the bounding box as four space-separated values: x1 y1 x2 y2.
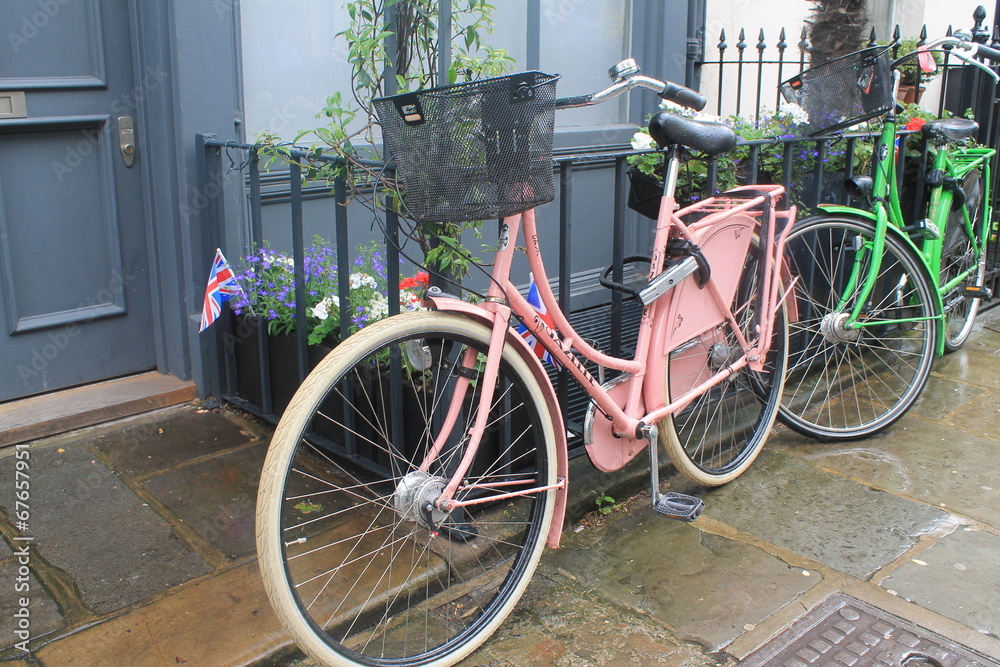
517 274 558 366
199 248 241 332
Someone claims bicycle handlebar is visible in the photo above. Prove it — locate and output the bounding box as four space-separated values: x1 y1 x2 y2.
975 41 1000 63
555 59 707 112
899 34 1000 82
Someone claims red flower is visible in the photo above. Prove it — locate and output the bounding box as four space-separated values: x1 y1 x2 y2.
400 271 431 290
905 117 926 132
399 272 431 290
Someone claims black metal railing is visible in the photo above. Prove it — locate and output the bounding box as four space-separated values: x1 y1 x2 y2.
198 127 995 465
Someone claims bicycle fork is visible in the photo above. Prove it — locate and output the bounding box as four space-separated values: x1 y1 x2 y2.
416 308 564 520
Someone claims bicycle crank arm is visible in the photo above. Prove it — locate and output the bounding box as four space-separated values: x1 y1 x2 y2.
643 424 705 522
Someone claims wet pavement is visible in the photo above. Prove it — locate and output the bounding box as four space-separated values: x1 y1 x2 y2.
1 308 1000 666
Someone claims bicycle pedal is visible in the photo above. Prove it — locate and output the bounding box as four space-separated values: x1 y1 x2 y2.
963 285 993 300
653 492 704 522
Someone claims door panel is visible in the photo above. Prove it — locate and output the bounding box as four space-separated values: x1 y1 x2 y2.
0 0 106 89
0 0 154 401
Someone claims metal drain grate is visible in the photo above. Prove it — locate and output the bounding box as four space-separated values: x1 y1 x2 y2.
742 593 1000 667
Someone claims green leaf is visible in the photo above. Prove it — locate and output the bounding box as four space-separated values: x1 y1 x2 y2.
294 501 323 514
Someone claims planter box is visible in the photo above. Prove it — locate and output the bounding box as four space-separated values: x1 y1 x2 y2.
628 167 664 220
230 314 333 416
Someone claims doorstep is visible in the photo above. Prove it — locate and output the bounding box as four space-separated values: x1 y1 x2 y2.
0 372 197 447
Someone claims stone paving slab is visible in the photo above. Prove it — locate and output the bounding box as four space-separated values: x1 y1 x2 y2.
545 503 820 652
702 448 951 579
881 526 1000 639
0 559 64 650
0 538 11 560
0 443 212 615
770 417 1000 527
141 442 267 560
932 343 1000 391
34 561 290 667
910 374 986 422
91 407 260 477
463 562 727 666
941 389 1000 441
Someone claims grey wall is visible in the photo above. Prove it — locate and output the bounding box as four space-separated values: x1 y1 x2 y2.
130 0 245 395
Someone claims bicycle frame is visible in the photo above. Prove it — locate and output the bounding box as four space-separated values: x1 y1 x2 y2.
817 110 995 356
422 155 795 541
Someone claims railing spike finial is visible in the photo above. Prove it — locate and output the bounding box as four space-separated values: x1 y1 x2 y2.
891 25 900 43
757 28 766 52
973 6 989 43
798 25 809 51
719 27 727 51
992 24 1000 46
738 27 747 51
947 24 954 37
919 25 927 43
778 27 787 51
868 27 878 47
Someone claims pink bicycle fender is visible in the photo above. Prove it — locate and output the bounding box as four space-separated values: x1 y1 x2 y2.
425 295 570 549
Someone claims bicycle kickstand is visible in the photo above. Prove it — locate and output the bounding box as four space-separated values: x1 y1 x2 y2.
643 424 705 522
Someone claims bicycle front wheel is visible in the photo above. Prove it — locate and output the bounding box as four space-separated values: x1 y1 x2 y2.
779 215 937 441
659 239 789 486
257 311 558 667
941 170 986 353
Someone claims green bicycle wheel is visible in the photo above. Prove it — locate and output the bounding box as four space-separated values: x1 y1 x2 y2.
941 170 986 353
778 215 937 441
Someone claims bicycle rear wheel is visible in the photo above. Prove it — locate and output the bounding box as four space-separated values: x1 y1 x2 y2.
941 170 986 353
779 215 937 441
257 311 558 667
659 240 788 486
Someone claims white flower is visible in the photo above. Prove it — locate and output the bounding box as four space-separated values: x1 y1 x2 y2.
631 131 655 151
778 102 810 125
349 272 377 289
311 301 329 320
310 296 339 320
399 289 425 312
368 293 389 319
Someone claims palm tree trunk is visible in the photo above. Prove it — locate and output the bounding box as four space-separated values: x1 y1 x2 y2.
807 0 869 65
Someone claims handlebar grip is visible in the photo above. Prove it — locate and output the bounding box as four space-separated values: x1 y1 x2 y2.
977 43 1000 63
659 82 707 111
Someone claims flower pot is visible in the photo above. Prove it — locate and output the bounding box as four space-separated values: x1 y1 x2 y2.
896 84 925 104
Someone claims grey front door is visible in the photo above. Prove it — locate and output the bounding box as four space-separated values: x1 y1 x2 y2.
0 0 156 401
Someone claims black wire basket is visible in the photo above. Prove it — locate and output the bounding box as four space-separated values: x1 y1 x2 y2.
779 46 894 136
374 71 559 223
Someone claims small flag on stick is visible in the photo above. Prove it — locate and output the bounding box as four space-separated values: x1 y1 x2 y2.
200 248 240 332
517 274 558 366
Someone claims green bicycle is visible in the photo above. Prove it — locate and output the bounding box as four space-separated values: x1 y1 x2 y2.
777 34 999 441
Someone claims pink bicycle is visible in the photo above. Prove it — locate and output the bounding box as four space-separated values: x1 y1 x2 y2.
257 60 796 667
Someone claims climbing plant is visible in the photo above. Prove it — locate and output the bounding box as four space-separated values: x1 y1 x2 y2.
260 0 516 279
